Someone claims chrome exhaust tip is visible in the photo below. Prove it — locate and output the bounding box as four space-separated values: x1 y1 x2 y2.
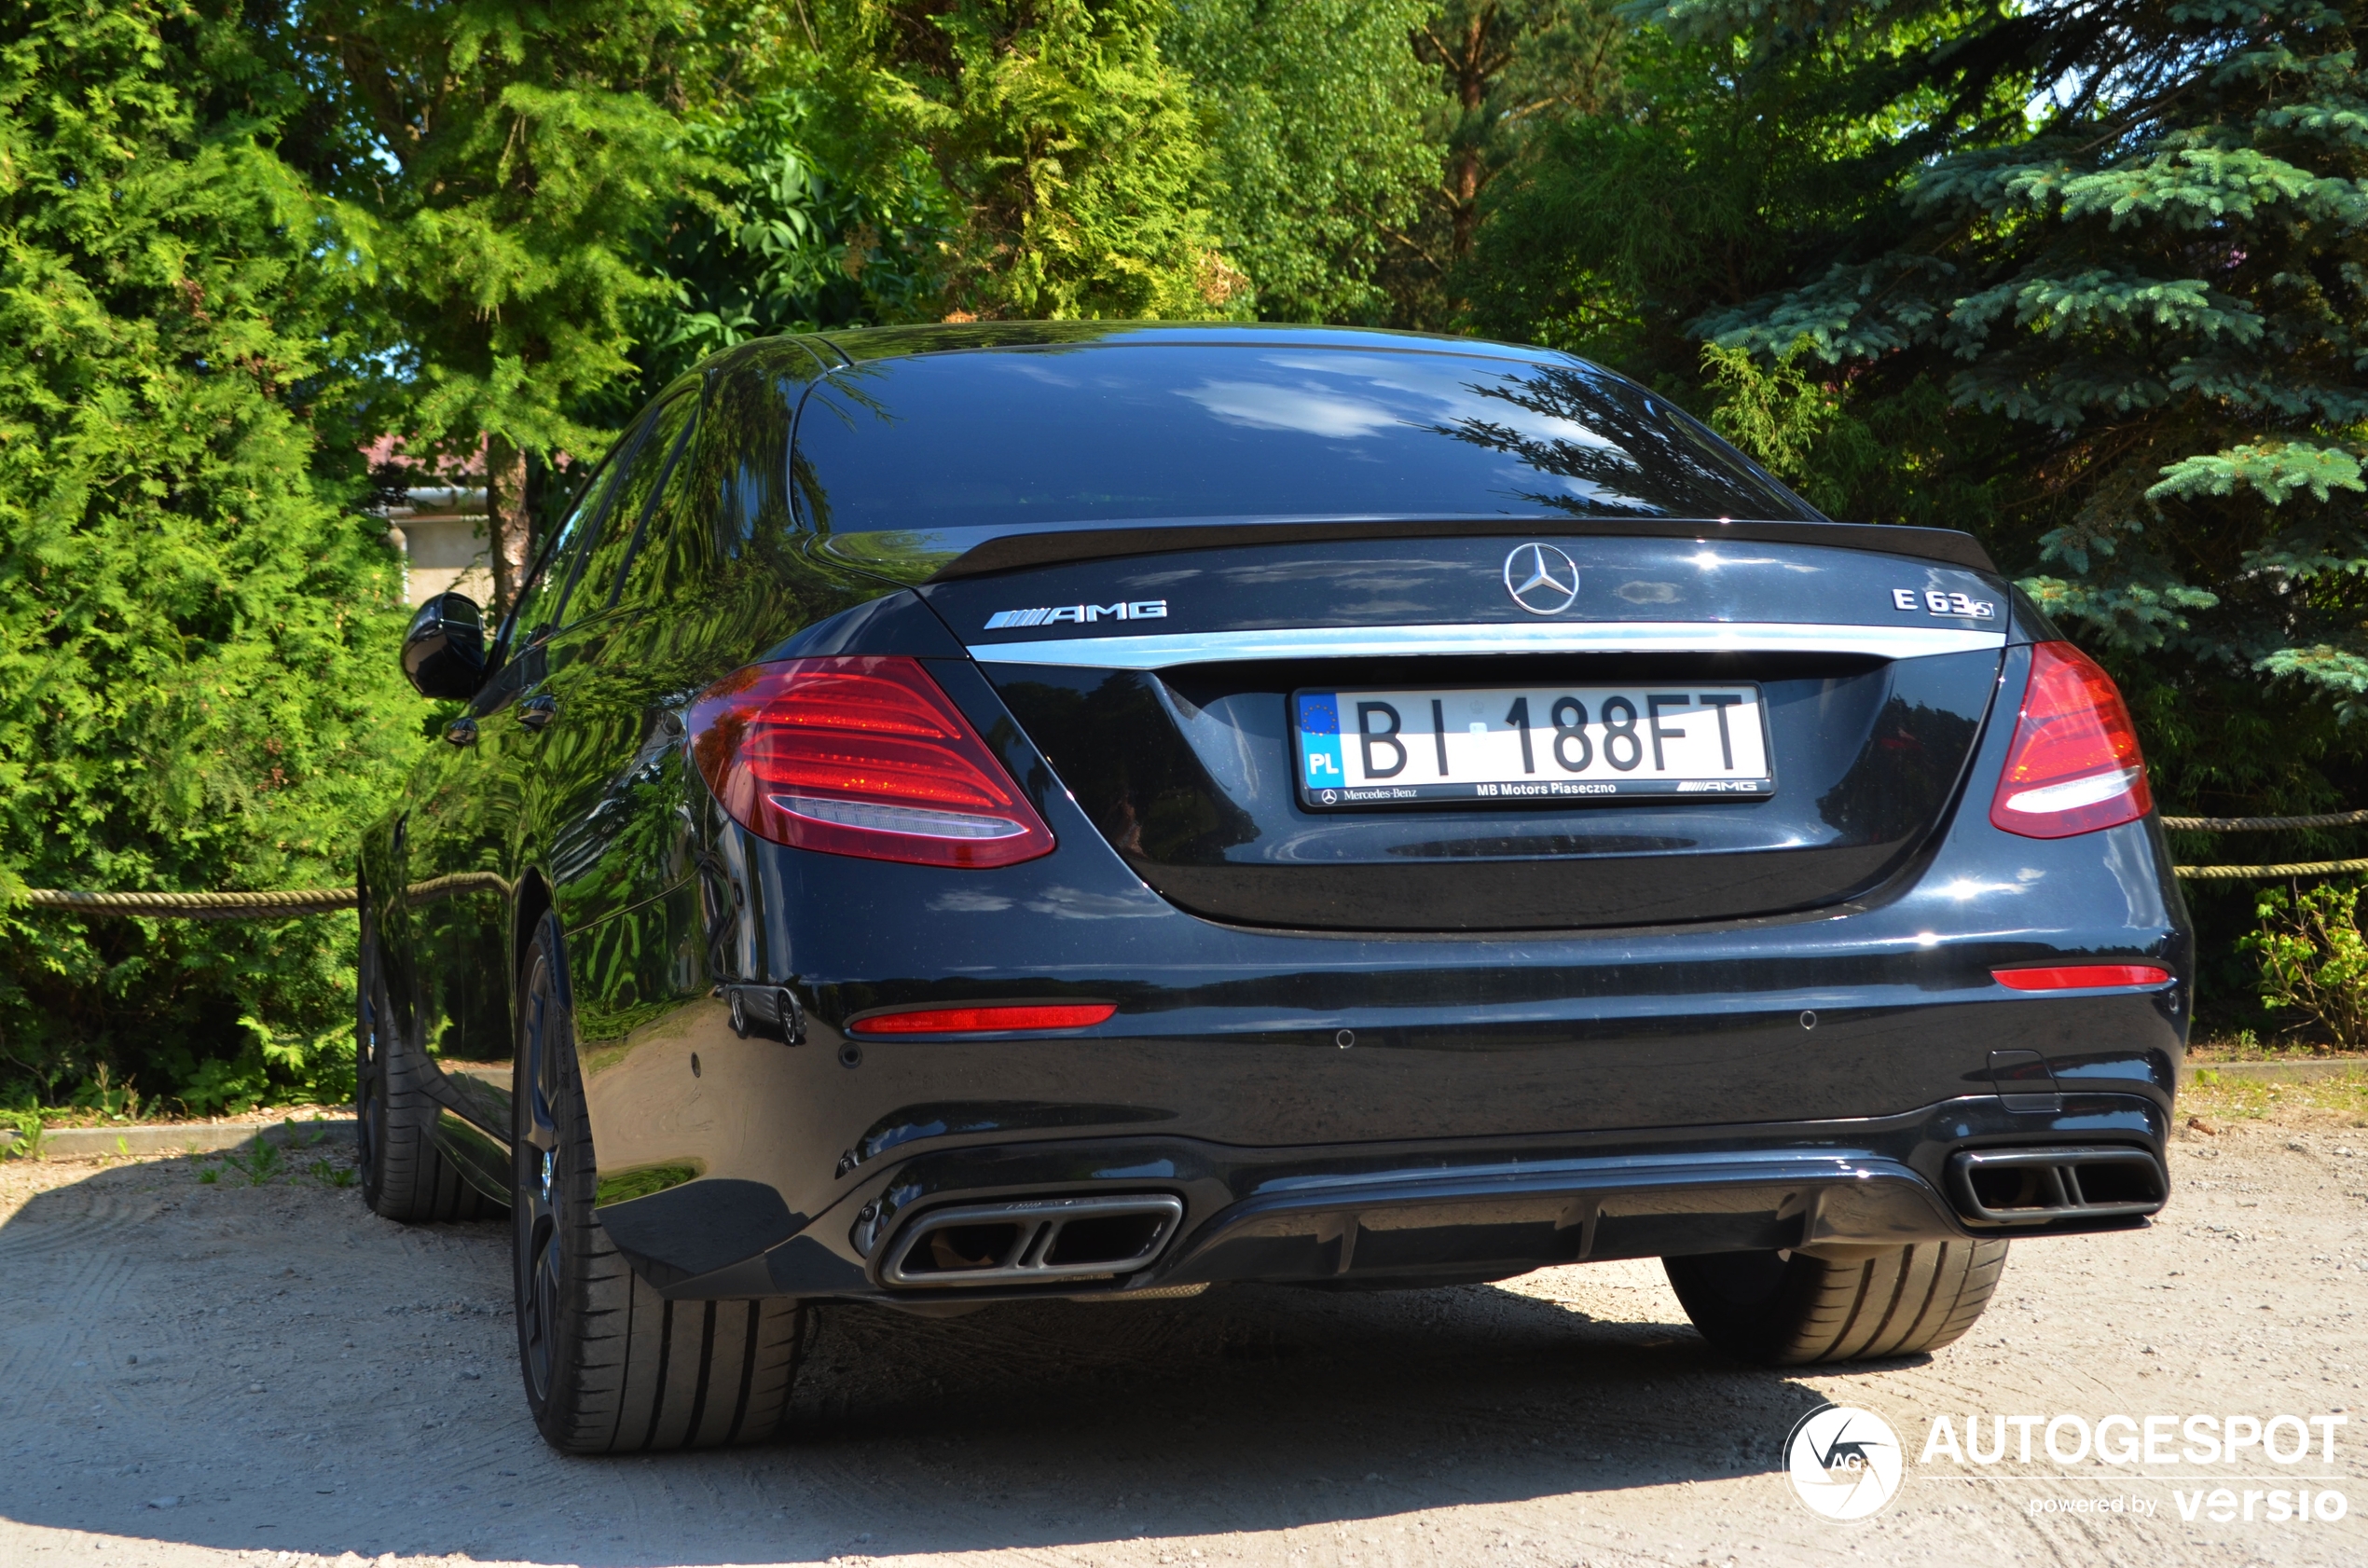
879 1194 1186 1287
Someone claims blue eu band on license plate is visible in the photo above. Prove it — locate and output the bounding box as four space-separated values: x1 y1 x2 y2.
1294 683 1774 807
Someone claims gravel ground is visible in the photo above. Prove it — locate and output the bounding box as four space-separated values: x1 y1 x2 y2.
3 1103 2364 1568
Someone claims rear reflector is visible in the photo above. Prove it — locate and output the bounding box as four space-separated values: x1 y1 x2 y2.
1989 641 2152 838
849 1002 1119 1036
1993 965 2172 991
687 657 1055 868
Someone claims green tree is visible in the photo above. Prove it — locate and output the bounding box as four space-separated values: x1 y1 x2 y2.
290 0 714 605
632 87 951 384
1165 0 1439 323
1387 0 1630 325
1673 0 2368 798
1466 4 2024 378
0 0 421 1107
788 0 1244 321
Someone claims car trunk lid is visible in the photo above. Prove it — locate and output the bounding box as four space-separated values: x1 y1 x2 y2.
921 531 2008 930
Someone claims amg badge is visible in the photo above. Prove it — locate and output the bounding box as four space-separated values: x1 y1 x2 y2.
984 600 1167 630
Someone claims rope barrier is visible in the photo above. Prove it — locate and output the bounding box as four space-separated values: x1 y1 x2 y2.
2174 859 2368 881
17 873 506 917
2162 810 2368 832
22 887 357 917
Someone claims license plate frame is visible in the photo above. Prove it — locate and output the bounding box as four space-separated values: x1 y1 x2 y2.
1293 681 1775 809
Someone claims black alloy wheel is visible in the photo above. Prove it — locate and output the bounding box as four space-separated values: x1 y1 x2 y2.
510 910 806 1452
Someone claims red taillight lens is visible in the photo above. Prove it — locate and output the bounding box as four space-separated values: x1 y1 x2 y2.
1993 964 2171 991
1989 641 2153 838
687 656 1055 868
849 1002 1118 1036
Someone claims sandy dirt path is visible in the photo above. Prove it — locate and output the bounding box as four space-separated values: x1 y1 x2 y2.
2 1113 2363 1568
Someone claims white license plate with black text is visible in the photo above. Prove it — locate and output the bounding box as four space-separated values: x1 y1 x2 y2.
1294 683 1773 807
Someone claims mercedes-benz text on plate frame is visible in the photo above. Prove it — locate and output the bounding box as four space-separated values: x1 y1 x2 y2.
1296 683 1773 807
1504 542 1581 614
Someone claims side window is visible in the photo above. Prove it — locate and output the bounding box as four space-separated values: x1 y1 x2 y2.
575 392 697 614
506 437 635 649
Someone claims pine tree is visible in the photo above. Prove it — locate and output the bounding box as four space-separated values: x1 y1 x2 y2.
1472 0 2368 1015
1673 0 2368 786
1476 0 2368 781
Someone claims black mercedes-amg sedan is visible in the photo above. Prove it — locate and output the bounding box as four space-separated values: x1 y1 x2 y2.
359 323 2188 1453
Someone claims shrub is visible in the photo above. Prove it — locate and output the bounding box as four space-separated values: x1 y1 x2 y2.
2243 885 2368 1050
0 0 423 1108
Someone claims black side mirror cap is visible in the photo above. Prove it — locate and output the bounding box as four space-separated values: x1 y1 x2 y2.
403 592 488 700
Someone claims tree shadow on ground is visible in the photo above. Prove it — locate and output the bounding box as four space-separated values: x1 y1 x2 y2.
0 1153 1932 1565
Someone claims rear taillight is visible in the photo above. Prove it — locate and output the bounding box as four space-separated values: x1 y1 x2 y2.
1989 641 2153 838
687 656 1055 868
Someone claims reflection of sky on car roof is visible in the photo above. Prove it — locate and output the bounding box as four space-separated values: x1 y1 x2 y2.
1237 352 1625 448
1164 353 1660 511
796 342 1805 536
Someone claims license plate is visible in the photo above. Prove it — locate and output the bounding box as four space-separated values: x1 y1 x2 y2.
1294 683 1773 807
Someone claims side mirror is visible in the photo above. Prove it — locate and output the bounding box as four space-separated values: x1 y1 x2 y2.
403 592 488 700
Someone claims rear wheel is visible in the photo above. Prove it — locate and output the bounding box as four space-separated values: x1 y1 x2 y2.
356 899 497 1222
512 911 805 1452
1663 1240 2008 1365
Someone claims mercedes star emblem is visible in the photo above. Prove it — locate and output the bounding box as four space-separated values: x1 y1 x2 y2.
1503 542 1580 615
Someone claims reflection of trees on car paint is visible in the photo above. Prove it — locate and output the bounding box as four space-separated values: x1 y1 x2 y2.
1815 681 1989 849
536 341 866 1057
995 671 1260 864
1436 364 1808 519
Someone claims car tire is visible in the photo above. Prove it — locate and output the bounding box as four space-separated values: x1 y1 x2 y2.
357 898 499 1223
1662 1239 2008 1365
511 911 806 1453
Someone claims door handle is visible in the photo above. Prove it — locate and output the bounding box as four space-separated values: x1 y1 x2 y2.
517 695 558 732
444 717 478 747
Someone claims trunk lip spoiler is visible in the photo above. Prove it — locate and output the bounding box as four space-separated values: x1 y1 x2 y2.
966 620 2005 669
921 516 1998 581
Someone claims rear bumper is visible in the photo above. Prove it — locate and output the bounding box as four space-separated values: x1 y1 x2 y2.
565 644 2190 1302
603 1089 2169 1302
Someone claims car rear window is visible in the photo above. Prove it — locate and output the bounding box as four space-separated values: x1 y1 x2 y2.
791 345 1815 538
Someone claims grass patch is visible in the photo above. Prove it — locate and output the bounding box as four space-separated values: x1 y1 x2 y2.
188 1120 353 1186
2189 1033 2368 1064
0 1107 48 1160
2182 1070 2368 1123
218 1139 286 1185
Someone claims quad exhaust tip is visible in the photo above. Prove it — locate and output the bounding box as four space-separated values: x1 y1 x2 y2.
879 1194 1185 1287
1948 1146 2167 1225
